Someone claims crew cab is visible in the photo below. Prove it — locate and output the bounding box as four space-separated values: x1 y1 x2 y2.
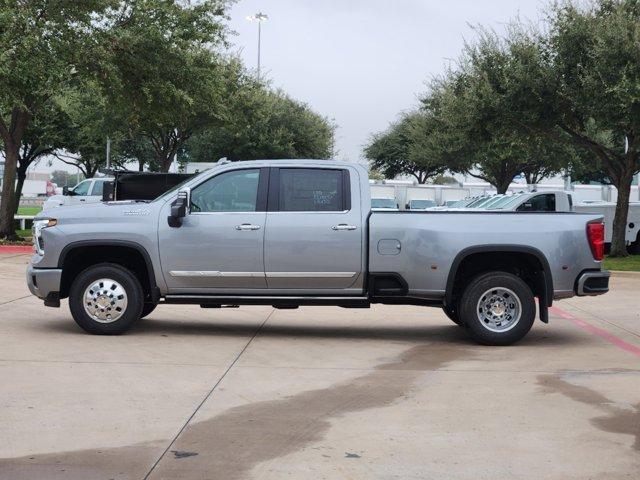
27 160 610 345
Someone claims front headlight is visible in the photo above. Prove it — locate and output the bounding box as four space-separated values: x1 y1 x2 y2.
32 219 57 255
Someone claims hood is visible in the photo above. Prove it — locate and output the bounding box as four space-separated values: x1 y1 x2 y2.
35 201 158 222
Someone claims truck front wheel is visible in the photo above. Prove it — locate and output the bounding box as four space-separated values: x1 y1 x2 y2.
458 272 535 345
69 263 144 335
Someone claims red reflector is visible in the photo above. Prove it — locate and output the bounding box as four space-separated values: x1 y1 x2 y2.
587 223 605 261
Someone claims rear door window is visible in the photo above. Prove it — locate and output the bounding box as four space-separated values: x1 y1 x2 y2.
277 168 347 212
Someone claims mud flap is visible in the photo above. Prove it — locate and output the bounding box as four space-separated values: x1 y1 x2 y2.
539 298 549 324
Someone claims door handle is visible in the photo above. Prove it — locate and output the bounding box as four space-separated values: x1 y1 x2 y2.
332 224 357 231
235 223 261 231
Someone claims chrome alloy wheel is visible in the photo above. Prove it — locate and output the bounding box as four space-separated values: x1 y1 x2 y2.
476 287 522 333
83 278 128 323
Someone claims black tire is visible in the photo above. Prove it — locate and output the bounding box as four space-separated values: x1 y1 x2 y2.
458 271 535 346
141 303 157 319
69 263 144 335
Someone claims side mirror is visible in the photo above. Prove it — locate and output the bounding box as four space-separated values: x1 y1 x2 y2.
62 186 70 196
405 203 410 210
168 188 190 228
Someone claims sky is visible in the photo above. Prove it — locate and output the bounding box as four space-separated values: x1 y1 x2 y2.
227 0 547 164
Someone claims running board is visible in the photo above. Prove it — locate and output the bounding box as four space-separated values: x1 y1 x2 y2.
163 295 370 308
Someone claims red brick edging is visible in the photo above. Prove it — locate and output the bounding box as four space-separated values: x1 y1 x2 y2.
0 245 33 254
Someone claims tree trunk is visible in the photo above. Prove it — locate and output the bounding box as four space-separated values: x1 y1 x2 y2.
609 168 634 257
87 163 100 178
0 144 20 239
158 151 173 173
13 161 29 215
495 177 512 194
524 172 533 185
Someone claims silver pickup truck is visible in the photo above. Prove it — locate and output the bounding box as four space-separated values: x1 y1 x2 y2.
27 160 610 345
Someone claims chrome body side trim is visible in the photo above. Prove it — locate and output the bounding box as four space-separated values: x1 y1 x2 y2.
169 271 357 278
169 271 264 278
265 272 356 278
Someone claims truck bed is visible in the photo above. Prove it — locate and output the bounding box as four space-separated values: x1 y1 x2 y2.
368 211 603 300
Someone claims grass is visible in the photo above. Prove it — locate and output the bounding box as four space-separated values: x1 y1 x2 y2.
604 254 640 272
16 229 31 239
17 206 42 216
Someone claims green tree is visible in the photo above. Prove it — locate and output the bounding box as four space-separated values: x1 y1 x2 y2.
364 111 451 183
12 103 68 213
544 0 640 255
459 2 640 255
428 32 571 194
55 81 126 178
0 1 114 239
50 170 77 189
431 175 459 185
118 136 157 172
185 87 335 162
104 1 232 172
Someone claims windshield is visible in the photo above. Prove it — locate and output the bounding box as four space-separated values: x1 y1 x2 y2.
485 195 515 209
71 180 91 196
409 200 437 209
371 198 397 209
446 198 471 208
477 195 506 209
487 194 526 210
467 197 494 208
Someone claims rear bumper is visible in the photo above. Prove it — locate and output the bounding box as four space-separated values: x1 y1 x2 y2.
576 270 610 296
27 265 62 303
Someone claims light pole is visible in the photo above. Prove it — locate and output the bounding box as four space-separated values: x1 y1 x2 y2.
246 12 268 80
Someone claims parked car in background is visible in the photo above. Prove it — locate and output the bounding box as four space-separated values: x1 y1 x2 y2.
28 159 609 346
484 191 572 212
574 201 640 252
371 197 399 211
406 199 437 210
448 190 638 251
43 178 113 210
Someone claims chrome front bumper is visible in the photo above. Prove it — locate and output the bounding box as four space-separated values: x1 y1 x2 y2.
576 270 610 296
27 264 62 302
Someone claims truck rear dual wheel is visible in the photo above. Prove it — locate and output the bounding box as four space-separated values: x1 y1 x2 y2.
69 263 144 335
458 272 535 346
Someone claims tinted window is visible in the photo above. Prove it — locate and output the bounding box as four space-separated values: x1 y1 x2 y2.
72 180 91 196
191 169 260 212
372 198 397 209
91 180 105 196
517 193 556 212
409 200 436 209
279 168 344 212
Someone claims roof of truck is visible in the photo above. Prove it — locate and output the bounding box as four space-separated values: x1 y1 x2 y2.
225 159 357 168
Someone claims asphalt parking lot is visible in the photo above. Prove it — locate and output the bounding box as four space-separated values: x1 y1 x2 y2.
0 253 638 480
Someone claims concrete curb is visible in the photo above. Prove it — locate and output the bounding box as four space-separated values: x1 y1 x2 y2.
610 270 640 277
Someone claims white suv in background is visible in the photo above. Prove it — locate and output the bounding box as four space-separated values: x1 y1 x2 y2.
43 178 113 210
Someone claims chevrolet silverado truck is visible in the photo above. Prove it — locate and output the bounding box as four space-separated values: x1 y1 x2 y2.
27 160 610 345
